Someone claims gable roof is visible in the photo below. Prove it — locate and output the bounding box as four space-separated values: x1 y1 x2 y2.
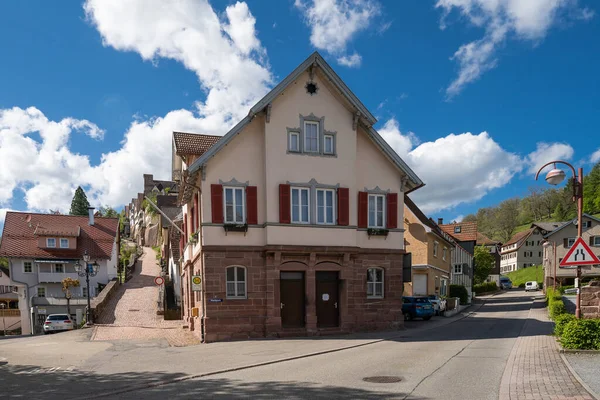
544 214 600 238
477 232 500 246
0 212 118 260
187 51 423 193
404 196 454 247
531 221 567 232
503 228 534 248
173 132 221 157
439 221 478 242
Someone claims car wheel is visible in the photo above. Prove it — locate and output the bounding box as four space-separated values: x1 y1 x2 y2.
423 316 432 321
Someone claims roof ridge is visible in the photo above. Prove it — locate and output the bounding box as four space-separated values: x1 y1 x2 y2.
5 211 118 219
173 131 222 138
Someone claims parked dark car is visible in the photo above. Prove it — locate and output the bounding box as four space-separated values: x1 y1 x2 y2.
402 296 435 321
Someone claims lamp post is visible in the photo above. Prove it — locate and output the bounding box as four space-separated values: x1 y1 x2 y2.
75 250 99 325
535 160 583 318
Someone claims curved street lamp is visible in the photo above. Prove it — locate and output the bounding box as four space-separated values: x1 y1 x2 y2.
535 160 583 318
75 250 99 325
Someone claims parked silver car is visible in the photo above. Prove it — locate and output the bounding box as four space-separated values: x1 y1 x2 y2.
43 314 74 334
427 295 447 316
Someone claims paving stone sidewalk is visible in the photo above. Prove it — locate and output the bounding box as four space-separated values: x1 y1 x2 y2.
93 247 199 347
499 297 593 400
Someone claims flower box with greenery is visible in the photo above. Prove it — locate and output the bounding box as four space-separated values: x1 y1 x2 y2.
367 228 389 237
223 223 248 234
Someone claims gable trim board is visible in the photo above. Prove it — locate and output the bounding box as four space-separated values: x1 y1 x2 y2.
187 52 423 193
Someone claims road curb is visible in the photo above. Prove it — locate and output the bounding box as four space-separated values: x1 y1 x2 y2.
560 352 600 400
81 302 483 399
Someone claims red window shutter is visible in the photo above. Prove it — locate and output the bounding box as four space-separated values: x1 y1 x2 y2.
193 193 199 231
246 186 258 225
279 184 291 224
337 188 349 226
183 216 187 245
563 238 569 248
191 206 195 233
211 184 223 223
358 191 368 228
387 193 398 229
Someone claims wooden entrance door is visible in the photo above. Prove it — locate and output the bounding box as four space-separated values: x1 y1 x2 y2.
280 272 305 328
316 271 339 328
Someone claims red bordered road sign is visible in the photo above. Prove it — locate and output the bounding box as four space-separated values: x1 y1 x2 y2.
559 237 600 267
154 276 165 286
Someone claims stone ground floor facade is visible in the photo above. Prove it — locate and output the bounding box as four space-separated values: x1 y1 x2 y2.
182 245 406 343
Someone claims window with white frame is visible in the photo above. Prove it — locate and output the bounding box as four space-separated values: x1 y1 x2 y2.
304 121 319 152
37 287 46 297
433 241 439 258
46 238 56 248
316 189 335 224
23 261 33 273
583 220 592 228
54 263 64 273
442 247 447 261
594 236 600 246
440 278 448 297
324 133 334 154
567 237 576 248
289 131 300 152
368 194 385 228
224 187 245 224
366 268 384 298
291 187 310 223
454 264 463 274
454 226 461 233
60 238 69 248
226 266 246 299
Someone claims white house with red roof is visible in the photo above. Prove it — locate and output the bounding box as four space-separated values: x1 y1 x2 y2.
0 210 119 334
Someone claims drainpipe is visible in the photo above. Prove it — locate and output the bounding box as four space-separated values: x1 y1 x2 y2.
8 259 33 335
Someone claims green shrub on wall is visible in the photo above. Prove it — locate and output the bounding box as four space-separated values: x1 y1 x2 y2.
449 285 469 304
560 319 600 350
549 298 567 320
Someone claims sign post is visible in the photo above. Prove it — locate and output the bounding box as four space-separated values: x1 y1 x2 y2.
191 275 202 292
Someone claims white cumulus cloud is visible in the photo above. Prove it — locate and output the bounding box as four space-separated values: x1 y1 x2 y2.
295 0 380 66
436 0 593 98
590 148 600 164
525 142 574 175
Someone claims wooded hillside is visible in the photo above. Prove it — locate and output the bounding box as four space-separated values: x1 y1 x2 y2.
463 162 600 243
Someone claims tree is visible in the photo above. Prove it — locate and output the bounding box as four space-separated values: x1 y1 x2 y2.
69 186 91 216
62 277 80 317
99 206 118 218
473 246 494 285
495 198 520 243
583 162 600 214
553 202 568 221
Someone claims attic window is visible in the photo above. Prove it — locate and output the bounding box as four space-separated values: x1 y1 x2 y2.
454 226 461 233
305 81 318 96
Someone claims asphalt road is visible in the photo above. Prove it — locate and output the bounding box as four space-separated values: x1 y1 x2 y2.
0 290 536 400
111 290 534 400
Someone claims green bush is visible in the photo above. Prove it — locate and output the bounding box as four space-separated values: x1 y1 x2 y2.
549 299 567 320
449 285 469 304
518 283 525 288
473 282 498 294
560 319 600 350
554 314 576 337
559 285 575 294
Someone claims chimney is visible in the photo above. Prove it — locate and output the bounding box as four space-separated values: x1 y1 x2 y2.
438 218 443 225
88 207 95 226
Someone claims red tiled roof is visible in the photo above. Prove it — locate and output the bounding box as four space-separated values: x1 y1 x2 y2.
477 232 500 246
439 221 478 242
0 212 118 260
173 132 221 156
503 228 533 247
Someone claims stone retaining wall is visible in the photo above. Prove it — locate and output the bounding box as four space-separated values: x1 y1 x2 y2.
581 280 600 319
91 279 119 322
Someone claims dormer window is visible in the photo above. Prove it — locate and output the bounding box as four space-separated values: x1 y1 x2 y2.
46 238 56 248
454 226 461 233
60 238 69 248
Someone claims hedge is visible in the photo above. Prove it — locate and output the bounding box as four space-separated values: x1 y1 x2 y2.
560 319 600 350
449 285 469 304
553 314 576 337
546 288 568 320
473 282 498 294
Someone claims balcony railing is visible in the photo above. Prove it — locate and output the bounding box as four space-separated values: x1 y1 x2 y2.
38 272 80 283
0 309 20 317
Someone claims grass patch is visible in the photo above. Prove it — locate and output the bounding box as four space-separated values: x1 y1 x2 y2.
504 265 544 287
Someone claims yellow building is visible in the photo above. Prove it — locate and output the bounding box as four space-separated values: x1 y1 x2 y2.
403 196 454 297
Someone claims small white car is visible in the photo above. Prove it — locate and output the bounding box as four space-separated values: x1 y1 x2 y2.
43 314 74 334
525 281 539 292
427 295 447 316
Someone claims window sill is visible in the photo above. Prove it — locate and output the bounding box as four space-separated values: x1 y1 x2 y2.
367 296 384 300
286 150 338 158
223 224 248 235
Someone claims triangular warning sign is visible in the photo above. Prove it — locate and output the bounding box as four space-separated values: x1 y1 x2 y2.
560 237 600 267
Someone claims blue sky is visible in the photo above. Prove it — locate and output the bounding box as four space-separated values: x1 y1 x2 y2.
0 0 599 227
